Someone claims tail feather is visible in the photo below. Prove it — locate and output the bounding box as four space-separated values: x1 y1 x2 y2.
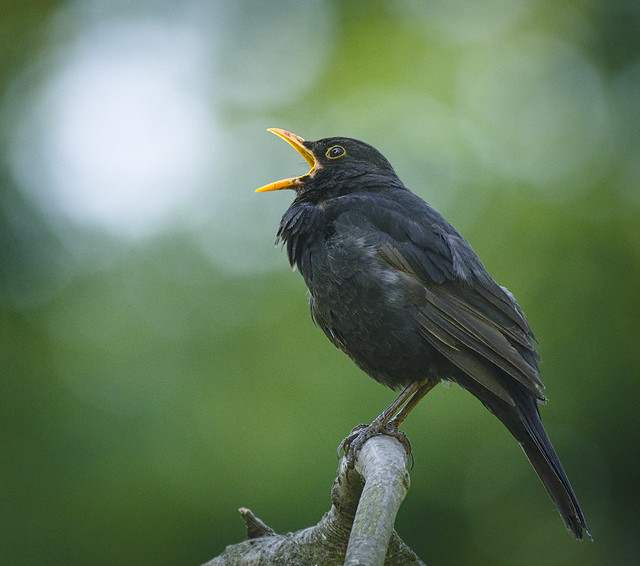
459 374 590 539
503 389 590 539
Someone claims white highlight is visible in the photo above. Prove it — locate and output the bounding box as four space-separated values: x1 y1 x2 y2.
9 21 214 239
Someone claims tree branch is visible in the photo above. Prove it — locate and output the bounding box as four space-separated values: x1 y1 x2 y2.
202 435 425 566
344 435 412 565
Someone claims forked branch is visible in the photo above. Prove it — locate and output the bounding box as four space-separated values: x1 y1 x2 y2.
202 435 425 566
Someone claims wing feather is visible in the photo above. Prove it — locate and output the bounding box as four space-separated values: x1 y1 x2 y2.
416 307 516 405
377 236 544 402
421 284 544 397
334 192 543 403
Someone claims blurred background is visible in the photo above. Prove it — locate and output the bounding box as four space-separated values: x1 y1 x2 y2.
2 1 639 564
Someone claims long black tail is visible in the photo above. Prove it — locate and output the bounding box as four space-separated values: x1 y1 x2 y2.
460 374 590 539
498 388 590 539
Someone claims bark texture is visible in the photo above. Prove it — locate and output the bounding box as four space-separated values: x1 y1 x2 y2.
202 435 425 566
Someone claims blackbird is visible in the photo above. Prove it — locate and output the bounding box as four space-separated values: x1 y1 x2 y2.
256 128 589 539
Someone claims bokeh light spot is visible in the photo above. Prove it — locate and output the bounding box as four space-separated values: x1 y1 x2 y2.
392 0 537 44
456 35 608 198
8 20 215 239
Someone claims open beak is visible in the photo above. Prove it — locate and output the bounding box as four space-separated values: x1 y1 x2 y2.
255 129 319 192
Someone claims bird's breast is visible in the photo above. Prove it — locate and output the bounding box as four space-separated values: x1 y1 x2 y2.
300 233 441 388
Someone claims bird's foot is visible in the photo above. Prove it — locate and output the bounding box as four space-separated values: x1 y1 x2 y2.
338 421 414 470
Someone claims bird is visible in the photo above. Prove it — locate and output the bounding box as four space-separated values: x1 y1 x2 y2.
256 128 589 539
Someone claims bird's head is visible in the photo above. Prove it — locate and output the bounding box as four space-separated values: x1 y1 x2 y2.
256 128 400 200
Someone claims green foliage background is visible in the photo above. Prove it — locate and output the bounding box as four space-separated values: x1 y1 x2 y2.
2 1 639 565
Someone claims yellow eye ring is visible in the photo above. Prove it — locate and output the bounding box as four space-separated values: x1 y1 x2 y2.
326 145 346 159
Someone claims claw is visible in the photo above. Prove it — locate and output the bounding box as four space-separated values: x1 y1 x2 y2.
337 424 368 458
339 422 414 470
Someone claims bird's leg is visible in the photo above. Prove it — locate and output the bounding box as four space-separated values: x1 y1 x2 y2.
339 380 430 469
388 378 437 429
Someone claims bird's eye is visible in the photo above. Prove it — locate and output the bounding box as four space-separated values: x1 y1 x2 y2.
326 145 345 159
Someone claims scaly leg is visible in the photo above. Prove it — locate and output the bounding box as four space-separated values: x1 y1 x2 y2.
340 378 436 468
389 378 437 429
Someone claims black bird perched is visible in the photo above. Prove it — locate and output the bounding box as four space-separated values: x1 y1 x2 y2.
256 128 589 539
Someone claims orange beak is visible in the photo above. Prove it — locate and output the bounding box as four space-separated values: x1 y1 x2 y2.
255 129 320 192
